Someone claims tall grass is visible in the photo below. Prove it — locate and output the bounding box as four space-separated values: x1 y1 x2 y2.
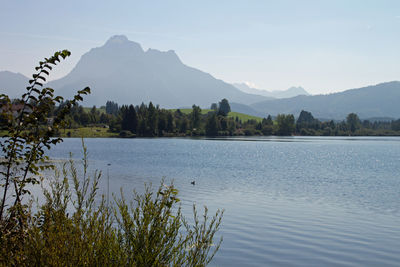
0 50 223 266
0 142 223 266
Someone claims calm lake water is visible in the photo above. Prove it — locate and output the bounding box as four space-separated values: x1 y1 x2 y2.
46 136 400 266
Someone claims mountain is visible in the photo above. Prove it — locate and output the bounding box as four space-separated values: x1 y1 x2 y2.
250 81 400 120
45 35 268 108
230 102 266 117
232 83 309 98
2 37 399 120
275 86 310 98
232 83 276 98
0 71 29 99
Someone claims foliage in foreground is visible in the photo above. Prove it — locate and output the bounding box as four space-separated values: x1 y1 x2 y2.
0 50 223 266
0 50 90 241
0 146 223 266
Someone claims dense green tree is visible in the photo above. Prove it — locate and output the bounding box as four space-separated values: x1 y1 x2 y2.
147 102 158 136
205 113 219 136
105 101 119 115
296 110 319 132
138 119 147 136
263 115 273 126
99 113 109 124
121 104 138 133
179 117 189 133
362 120 371 129
392 119 400 131
79 111 90 126
220 116 228 131
218 99 231 116
210 103 218 111
228 120 236 135
175 109 183 117
167 113 174 132
89 105 100 124
191 104 202 129
138 102 147 117
261 125 273 135
297 110 315 124
157 111 168 136
276 114 295 135
346 113 360 133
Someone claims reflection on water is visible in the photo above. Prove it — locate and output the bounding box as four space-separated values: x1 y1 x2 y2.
44 137 400 266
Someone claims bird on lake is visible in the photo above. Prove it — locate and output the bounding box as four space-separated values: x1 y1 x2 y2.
191 181 195 185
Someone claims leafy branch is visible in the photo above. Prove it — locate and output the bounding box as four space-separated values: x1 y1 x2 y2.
0 50 90 233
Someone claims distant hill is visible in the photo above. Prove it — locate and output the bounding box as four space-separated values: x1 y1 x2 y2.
250 81 400 120
44 35 268 108
230 102 266 118
1 37 399 121
232 83 309 99
168 108 263 122
0 71 29 99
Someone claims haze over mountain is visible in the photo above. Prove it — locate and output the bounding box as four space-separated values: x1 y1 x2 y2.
44 35 268 108
230 102 266 118
0 71 29 99
1 36 400 120
233 83 309 99
249 81 400 120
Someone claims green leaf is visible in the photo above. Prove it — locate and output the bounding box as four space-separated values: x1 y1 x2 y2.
37 76 46 82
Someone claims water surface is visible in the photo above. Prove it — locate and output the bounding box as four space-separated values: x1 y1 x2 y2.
47 136 400 266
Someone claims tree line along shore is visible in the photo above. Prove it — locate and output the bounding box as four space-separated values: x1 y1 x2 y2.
29 99 400 137
3 98 400 138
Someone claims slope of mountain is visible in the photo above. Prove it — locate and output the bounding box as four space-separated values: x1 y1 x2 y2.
46 35 268 108
1 37 398 120
230 102 266 118
251 81 400 120
0 71 29 98
276 86 310 98
232 83 309 98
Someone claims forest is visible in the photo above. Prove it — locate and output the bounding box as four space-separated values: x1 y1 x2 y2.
54 99 400 137
2 97 400 137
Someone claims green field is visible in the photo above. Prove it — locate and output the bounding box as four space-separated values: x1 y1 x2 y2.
83 106 106 114
59 127 118 138
83 106 263 123
169 108 263 122
1 127 117 138
227 112 263 122
169 108 212 115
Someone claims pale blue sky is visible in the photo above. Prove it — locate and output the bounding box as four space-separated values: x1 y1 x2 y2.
1 0 400 94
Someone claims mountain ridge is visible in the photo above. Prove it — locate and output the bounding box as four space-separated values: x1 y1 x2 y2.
249 81 400 120
232 83 309 98
0 71 29 98
46 35 268 108
1 35 399 120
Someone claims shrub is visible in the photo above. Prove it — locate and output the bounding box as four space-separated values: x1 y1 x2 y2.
0 50 90 247
119 130 136 138
0 51 223 266
0 143 223 266
244 128 255 136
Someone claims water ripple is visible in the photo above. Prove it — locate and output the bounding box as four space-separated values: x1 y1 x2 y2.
45 137 400 266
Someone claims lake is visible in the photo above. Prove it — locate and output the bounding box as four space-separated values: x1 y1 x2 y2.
46 136 400 266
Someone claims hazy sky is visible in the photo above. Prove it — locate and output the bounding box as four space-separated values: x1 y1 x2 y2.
1 0 400 94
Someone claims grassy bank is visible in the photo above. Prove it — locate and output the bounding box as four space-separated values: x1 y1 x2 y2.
169 109 263 122
59 127 119 138
0 128 117 138
83 106 107 114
